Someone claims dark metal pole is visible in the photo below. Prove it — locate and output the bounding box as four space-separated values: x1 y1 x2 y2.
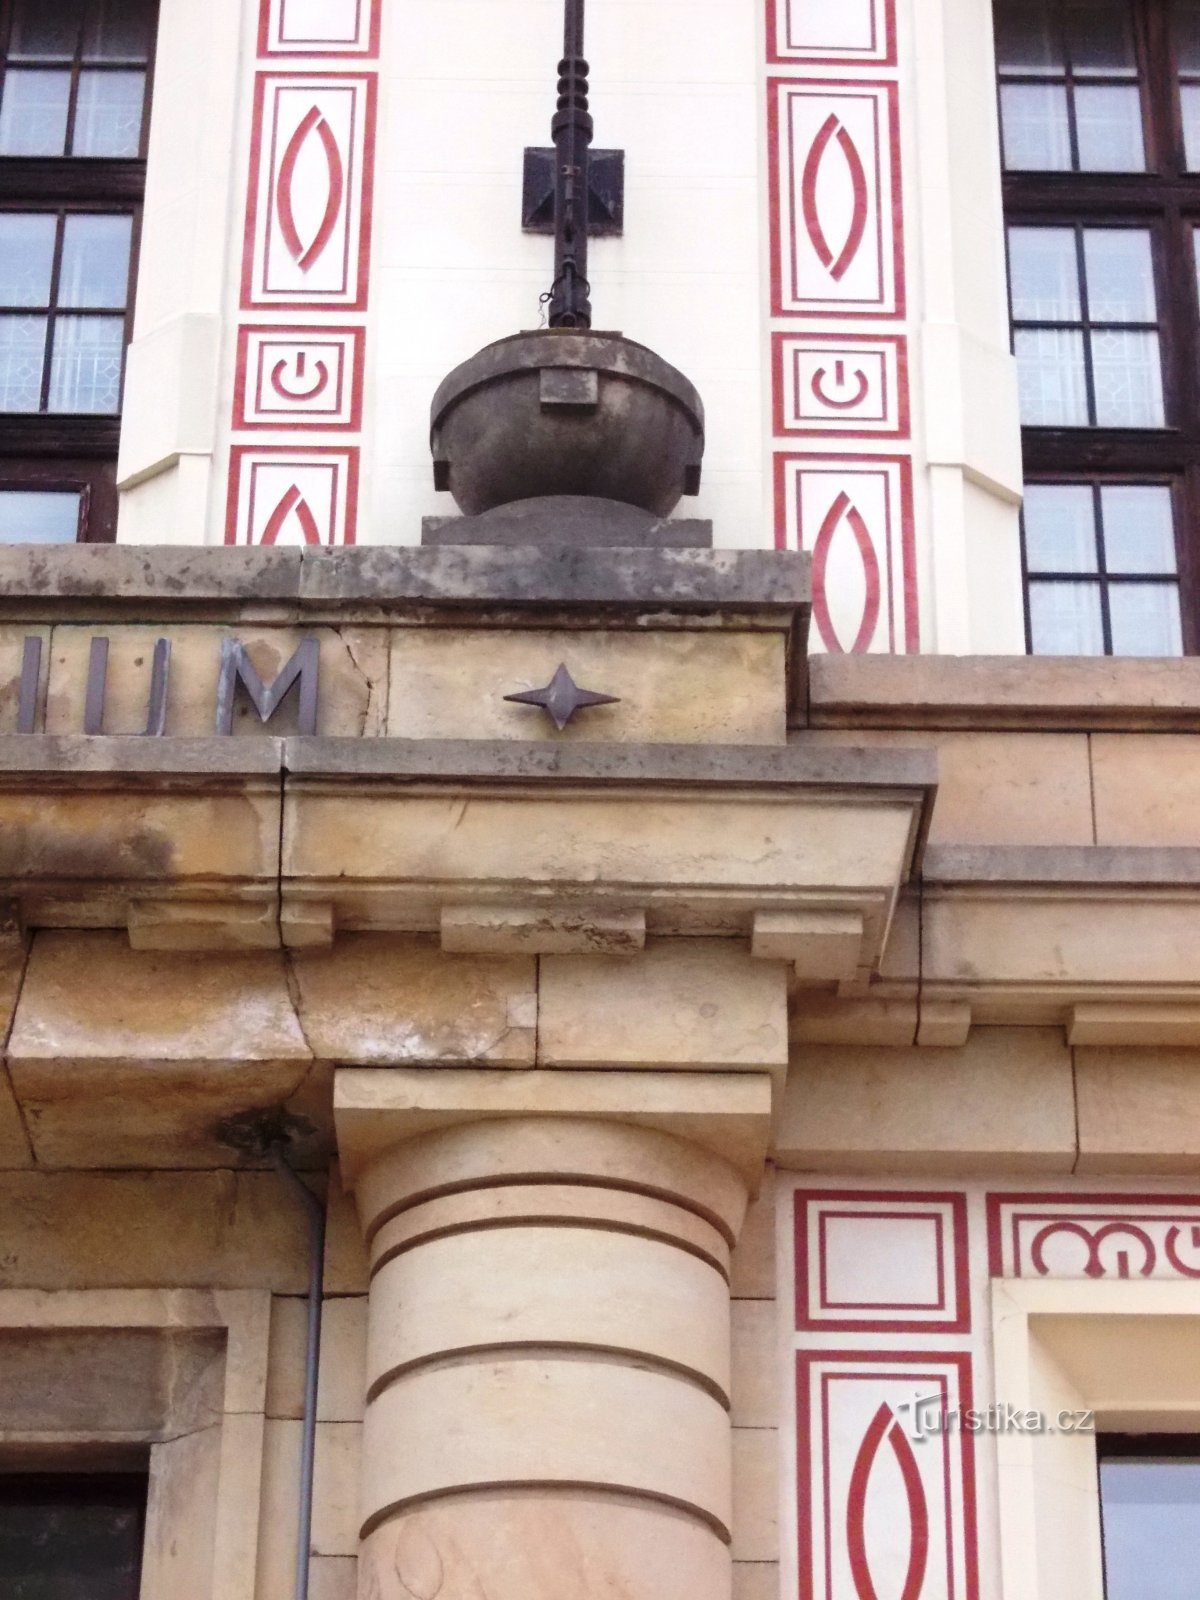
547 0 592 328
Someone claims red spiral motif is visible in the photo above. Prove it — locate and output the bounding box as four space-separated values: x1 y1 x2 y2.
847 1403 930 1600
277 105 344 271
811 490 881 654
801 114 869 282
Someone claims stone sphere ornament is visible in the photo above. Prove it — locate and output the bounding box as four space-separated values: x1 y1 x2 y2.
429 329 705 519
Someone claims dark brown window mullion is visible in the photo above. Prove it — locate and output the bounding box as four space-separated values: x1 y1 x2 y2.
37 208 65 412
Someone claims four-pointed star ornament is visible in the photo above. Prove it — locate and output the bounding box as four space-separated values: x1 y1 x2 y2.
504 663 621 731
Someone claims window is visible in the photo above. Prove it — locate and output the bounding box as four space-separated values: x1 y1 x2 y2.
0 0 157 544
1098 1437 1200 1599
0 1473 147 1599
996 0 1200 654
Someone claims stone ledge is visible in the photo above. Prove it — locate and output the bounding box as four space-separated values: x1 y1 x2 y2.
924 844 1200 885
808 655 1200 733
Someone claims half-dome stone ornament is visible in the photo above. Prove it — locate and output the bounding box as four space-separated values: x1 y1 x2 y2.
428 0 705 524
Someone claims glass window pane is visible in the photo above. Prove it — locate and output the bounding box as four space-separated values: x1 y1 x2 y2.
0 1487 145 1600
48 316 125 414
1015 328 1089 424
1109 584 1184 657
0 216 57 309
995 0 1063 73
1028 580 1105 653
1174 1 1200 72
1091 328 1165 426
1064 0 1138 74
72 70 145 157
1100 1457 1200 1599
1075 84 1146 170
1008 226 1082 321
1000 83 1072 169
1023 484 1098 571
1083 229 1157 323
58 216 133 309
83 0 157 61
0 491 81 544
0 315 47 411
1101 486 1177 573
1183 85 1200 170
7 0 85 58
0 69 71 156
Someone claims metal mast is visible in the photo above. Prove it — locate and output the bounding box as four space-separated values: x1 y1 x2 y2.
546 0 593 328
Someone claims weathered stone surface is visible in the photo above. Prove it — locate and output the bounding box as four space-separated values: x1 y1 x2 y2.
777 1029 1076 1172
731 1429 778 1563
7 932 314 1167
290 934 536 1066
386 628 786 745
44 625 386 738
0 1171 311 1291
802 728 1092 845
256 1419 361 1596
0 626 50 734
731 1301 778 1429
359 1493 731 1600
1092 735 1200 846
441 903 646 957
322 1164 370 1296
734 1563 781 1600
730 1167 777 1302
538 942 789 1071
1075 1047 1200 1172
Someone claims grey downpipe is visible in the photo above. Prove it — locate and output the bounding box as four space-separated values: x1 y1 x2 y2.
271 1147 327 1600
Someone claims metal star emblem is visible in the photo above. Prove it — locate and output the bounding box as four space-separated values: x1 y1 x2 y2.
504 663 621 731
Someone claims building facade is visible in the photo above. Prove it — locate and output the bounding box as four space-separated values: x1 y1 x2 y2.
2 2 1200 1600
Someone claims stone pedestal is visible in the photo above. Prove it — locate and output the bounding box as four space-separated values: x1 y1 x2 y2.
339 1075 771 1600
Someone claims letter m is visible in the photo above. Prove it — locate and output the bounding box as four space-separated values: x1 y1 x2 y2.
215 637 320 735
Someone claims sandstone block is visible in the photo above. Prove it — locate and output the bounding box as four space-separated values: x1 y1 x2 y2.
1092 734 1200 845
731 1429 778 1563
731 1167 777 1301
386 627 787 745
731 1301 779 1429
538 941 789 1072
441 903 646 956
289 934 536 1067
751 911 862 980
734 1564 780 1600
1076 1047 1200 1172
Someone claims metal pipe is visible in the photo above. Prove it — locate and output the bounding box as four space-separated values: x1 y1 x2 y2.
547 0 593 327
270 1147 326 1600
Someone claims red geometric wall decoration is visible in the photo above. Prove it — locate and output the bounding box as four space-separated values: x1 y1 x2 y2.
259 0 381 57
776 453 918 652
234 325 365 429
988 1194 1200 1280
767 0 896 67
769 79 903 318
225 445 359 545
794 1191 969 1333
796 1351 980 1600
773 333 909 438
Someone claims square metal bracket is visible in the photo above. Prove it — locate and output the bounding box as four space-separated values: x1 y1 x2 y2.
521 147 625 236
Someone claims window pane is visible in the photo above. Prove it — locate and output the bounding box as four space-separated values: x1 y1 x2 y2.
1100 1457 1200 1600
1015 328 1089 424
0 69 71 156
1064 0 1138 74
0 216 57 309
1101 485 1177 573
59 216 133 309
1090 328 1165 425
48 316 125 413
0 315 47 411
995 0 1063 73
1009 227 1082 321
1109 583 1184 657
1023 484 1097 571
72 69 145 157
1075 84 1146 170
1083 229 1157 322
0 491 81 544
1173 0 1200 72
1028 580 1105 653
1000 83 1072 169
7 0 85 58
1183 85 1200 170
0 1486 145 1600
83 0 157 61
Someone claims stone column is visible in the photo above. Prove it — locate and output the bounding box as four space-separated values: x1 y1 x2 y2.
339 1073 770 1600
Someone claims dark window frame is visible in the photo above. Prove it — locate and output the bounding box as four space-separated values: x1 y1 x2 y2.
0 0 157 544
1000 0 1200 653
0 1470 148 1600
